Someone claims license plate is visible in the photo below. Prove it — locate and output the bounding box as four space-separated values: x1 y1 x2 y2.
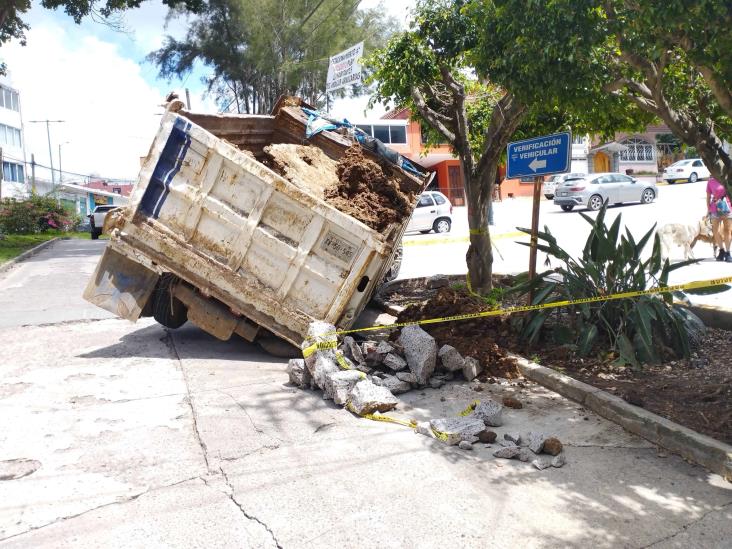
558 191 568 196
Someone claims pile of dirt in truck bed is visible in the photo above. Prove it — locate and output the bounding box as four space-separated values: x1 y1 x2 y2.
263 143 420 232
326 145 419 232
396 287 521 378
264 144 340 197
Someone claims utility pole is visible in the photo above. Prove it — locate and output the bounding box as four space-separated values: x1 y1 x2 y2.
0 147 3 200
28 119 65 185
58 141 70 182
185 88 191 109
31 154 36 193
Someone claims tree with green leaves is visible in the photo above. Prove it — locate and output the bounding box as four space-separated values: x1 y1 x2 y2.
149 0 399 114
0 0 203 74
368 0 644 293
480 0 732 191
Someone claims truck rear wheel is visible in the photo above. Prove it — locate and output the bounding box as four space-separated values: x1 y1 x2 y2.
152 274 188 329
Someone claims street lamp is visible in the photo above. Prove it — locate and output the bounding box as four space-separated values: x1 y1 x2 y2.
28 119 65 185
58 141 70 182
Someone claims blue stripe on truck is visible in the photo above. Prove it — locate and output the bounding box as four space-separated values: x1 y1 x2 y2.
139 117 192 219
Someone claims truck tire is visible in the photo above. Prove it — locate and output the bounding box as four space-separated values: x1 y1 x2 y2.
91 228 101 240
257 335 301 358
152 274 188 329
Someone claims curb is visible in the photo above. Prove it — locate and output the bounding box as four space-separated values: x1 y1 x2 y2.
0 237 60 275
513 354 732 481
688 303 732 331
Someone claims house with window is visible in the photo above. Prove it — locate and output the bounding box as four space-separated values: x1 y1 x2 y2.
0 74 27 199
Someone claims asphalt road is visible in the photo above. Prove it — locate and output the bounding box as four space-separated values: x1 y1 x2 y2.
400 181 732 308
0 239 731 547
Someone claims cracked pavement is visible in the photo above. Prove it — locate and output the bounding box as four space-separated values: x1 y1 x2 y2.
1 239 731 548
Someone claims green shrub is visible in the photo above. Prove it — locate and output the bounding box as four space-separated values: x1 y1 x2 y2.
0 195 77 234
509 204 718 367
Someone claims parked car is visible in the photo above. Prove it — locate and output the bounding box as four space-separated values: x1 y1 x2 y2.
662 158 710 184
406 191 453 234
542 172 586 199
88 204 118 239
553 172 658 212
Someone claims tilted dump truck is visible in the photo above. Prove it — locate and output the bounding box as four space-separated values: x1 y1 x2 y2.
83 96 431 350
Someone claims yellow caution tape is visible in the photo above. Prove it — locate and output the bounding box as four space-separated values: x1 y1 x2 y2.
304 276 732 344
459 400 480 416
402 230 525 248
302 339 337 358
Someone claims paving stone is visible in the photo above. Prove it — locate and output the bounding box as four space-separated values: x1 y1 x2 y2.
398 325 437 385
504 432 522 445
286 358 311 388
380 374 412 395
472 399 503 427
528 432 547 453
348 379 398 415
325 370 366 406
438 345 465 373
396 371 418 384
429 416 486 446
458 441 474 451
462 357 483 381
383 353 408 372
551 453 566 468
493 445 521 459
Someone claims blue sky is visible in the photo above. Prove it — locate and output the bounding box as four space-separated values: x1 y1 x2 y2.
1 0 413 180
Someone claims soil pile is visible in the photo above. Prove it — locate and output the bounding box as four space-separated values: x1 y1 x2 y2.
326 146 419 232
264 144 339 197
397 287 521 378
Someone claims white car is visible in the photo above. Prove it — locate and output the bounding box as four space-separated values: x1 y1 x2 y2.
406 191 453 234
542 173 587 199
88 204 118 239
662 159 710 184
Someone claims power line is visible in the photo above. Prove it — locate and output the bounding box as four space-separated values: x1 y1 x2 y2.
301 0 328 26
1 153 135 183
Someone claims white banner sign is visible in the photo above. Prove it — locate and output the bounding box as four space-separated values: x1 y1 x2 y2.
326 41 364 93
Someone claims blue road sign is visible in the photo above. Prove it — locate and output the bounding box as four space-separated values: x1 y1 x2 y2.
506 132 571 179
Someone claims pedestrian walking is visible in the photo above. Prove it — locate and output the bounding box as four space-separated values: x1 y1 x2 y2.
706 177 732 262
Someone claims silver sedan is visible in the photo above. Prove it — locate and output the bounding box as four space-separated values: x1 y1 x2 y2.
553 172 658 212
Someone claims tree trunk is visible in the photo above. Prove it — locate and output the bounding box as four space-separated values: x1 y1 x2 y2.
465 171 494 294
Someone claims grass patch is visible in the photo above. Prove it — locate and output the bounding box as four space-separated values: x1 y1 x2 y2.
0 231 97 263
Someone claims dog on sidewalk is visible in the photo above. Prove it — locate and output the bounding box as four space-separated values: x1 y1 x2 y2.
657 217 717 260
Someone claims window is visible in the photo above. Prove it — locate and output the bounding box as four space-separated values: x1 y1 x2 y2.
620 137 654 162
355 123 407 144
417 194 434 207
0 86 19 112
432 193 446 205
2 161 24 183
113 187 122 194
692 160 703 167
0 123 22 147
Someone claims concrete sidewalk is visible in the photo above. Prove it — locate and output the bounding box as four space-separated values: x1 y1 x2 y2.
2 317 730 547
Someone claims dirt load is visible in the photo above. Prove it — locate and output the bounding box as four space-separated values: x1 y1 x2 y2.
265 144 420 232
396 287 521 378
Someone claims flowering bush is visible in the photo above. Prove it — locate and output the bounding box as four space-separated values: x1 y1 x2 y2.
0 196 77 234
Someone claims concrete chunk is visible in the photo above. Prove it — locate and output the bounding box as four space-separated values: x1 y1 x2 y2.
325 370 366 406
551 453 566 468
528 432 547 454
380 374 412 395
429 417 485 446
375 340 395 355
415 421 436 439
532 456 553 470
398 325 437 385
472 399 503 427
462 356 483 381
438 345 465 373
429 377 445 389
504 432 522 445
342 336 366 366
383 353 408 372
286 358 311 388
348 379 398 415
458 441 473 450
396 371 418 384
311 354 340 392
493 445 521 459
302 321 338 370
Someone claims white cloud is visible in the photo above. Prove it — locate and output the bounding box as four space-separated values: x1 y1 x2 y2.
3 22 171 181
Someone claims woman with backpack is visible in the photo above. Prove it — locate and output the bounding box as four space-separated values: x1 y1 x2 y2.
706 177 732 262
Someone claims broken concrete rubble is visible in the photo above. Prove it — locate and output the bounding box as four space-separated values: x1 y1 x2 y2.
527 432 547 454
458 441 474 451
310 354 340 394
383 353 408 372
493 445 521 459
397 325 437 385
472 399 503 427
429 377 445 389
438 345 465 373
504 433 522 445
342 336 366 366
348 379 399 415
380 374 412 395
325 370 365 406
396 371 418 384
429 416 485 446
462 357 483 381
286 358 311 388
478 430 497 443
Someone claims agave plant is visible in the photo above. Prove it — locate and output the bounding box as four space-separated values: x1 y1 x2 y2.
509 203 717 367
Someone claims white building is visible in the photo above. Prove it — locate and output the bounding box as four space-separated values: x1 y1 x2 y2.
0 74 27 199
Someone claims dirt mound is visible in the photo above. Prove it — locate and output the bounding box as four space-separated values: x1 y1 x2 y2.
264 144 339 197
396 287 521 378
325 146 418 232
